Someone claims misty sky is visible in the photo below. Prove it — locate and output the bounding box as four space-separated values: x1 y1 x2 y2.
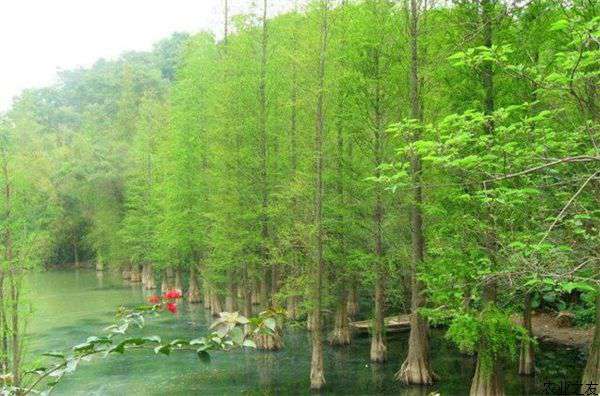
0 0 295 112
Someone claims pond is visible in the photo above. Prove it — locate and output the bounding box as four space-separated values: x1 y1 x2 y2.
25 270 585 395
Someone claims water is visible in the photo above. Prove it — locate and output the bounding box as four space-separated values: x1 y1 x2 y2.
24 270 585 395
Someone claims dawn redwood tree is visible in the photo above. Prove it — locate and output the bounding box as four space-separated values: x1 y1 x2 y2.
397 0 435 384
310 0 329 390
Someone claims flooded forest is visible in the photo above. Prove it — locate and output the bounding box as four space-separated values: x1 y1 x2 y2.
0 0 598 395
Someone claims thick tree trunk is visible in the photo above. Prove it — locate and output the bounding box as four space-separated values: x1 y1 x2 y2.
287 295 299 320
95 258 104 272
160 272 169 295
370 273 387 362
210 292 223 317
470 351 504 396
122 265 131 281
581 294 600 393
143 264 156 290
470 281 504 396
518 293 535 376
187 266 201 304
329 292 351 346
174 269 183 291
347 280 359 318
225 274 238 312
166 267 174 283
130 265 141 283
203 287 211 309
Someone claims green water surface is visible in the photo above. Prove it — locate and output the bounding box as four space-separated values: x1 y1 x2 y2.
24 270 585 395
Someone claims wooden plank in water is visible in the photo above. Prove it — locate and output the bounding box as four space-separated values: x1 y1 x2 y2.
350 314 411 333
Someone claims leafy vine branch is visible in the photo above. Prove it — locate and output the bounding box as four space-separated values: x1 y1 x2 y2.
4 294 285 396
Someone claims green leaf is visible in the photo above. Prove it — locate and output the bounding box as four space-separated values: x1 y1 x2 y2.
229 327 244 345
263 318 276 332
143 335 162 344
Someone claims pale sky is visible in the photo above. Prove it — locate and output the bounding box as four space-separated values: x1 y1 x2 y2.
0 0 296 112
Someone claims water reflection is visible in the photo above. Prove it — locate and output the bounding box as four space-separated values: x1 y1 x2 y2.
25 270 585 395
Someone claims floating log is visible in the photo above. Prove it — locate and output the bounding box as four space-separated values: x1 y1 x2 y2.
350 314 411 333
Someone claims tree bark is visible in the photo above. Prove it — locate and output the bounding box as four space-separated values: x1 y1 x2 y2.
518 293 535 376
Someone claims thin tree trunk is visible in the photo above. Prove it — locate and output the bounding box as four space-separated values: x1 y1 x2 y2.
310 0 328 390
73 241 80 268
518 293 535 375
241 264 253 317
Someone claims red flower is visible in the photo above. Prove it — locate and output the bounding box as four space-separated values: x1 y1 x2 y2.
148 295 161 304
167 302 177 314
164 289 182 299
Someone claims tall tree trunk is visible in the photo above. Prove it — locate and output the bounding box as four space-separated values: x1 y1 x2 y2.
310 0 328 390
470 281 504 396
397 0 434 384
130 264 141 283
329 291 351 346
347 279 359 318
581 294 600 393
371 42 386 363
225 274 238 312
518 293 535 375
73 241 80 268
143 264 156 290
174 268 183 291
242 264 253 317
187 266 201 304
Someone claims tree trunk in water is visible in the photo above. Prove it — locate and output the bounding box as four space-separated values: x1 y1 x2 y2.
581 294 600 393
174 269 183 292
251 281 260 305
347 280 359 319
470 281 504 396
160 273 169 295
329 292 351 346
73 241 80 268
187 266 201 304
470 351 504 396
143 264 156 290
242 265 253 317
518 293 535 376
370 274 386 362
202 280 212 310
122 265 131 281
225 276 238 312
130 265 141 283
210 292 223 317
166 267 174 283
287 295 299 320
